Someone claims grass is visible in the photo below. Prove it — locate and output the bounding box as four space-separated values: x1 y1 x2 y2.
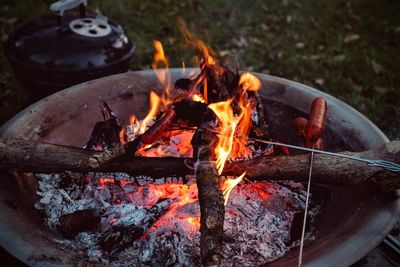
0 0 399 139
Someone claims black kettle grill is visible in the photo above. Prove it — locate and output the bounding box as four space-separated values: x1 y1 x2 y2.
4 0 135 101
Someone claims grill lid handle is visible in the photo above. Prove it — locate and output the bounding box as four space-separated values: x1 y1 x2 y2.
50 0 88 16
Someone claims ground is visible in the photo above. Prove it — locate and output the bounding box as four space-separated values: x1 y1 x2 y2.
0 0 399 139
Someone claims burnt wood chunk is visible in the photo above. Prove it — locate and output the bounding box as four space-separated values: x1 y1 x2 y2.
85 102 122 150
173 99 209 126
174 78 194 91
57 209 100 239
289 211 311 243
99 224 144 254
99 199 172 254
203 53 240 103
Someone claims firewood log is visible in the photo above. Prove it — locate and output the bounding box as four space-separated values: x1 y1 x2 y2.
0 138 399 192
192 115 225 266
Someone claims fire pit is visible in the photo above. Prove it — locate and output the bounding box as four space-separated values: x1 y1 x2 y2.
0 68 399 266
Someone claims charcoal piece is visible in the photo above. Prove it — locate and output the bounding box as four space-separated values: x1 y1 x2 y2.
202 53 240 103
85 119 121 150
175 78 194 91
85 102 122 150
99 224 144 254
57 174 74 189
289 211 311 243
173 99 209 126
57 209 100 239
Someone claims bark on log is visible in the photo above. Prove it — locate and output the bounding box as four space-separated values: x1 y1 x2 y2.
193 126 224 266
0 138 186 177
1 139 399 191
223 141 400 192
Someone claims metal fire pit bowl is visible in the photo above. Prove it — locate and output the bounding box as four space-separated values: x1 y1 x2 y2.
0 68 399 266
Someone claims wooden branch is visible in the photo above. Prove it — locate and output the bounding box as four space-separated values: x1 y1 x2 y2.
1 139 399 191
193 126 224 266
0 138 186 177
223 141 400 192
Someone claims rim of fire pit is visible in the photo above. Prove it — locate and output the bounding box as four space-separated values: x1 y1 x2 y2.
0 68 399 267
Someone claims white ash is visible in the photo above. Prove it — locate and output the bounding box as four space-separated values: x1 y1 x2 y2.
35 171 319 266
125 117 157 142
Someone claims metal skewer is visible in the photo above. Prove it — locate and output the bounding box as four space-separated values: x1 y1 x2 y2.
298 144 315 267
246 138 400 172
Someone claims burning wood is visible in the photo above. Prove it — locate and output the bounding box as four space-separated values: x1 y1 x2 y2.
2 139 399 190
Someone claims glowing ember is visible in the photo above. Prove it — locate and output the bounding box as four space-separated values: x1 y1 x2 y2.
35 172 316 266
191 94 206 103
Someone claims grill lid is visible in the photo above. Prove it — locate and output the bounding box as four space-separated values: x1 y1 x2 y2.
4 0 135 73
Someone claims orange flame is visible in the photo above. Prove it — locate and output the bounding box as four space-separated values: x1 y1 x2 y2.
140 91 161 133
119 91 162 144
208 99 238 174
118 37 264 211
179 20 216 67
222 172 246 205
152 41 170 95
239 72 262 92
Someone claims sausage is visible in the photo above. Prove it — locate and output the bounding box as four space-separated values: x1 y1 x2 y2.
305 97 327 143
294 117 308 136
140 108 176 144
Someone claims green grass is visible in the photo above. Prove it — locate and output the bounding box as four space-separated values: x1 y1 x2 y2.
1 0 399 139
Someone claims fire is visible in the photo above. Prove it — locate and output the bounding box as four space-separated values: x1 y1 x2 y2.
120 41 178 144
239 72 262 92
192 93 206 103
120 91 162 144
138 183 201 236
180 21 216 67
120 38 263 211
208 99 238 174
222 172 246 205
151 40 171 103
207 72 262 174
